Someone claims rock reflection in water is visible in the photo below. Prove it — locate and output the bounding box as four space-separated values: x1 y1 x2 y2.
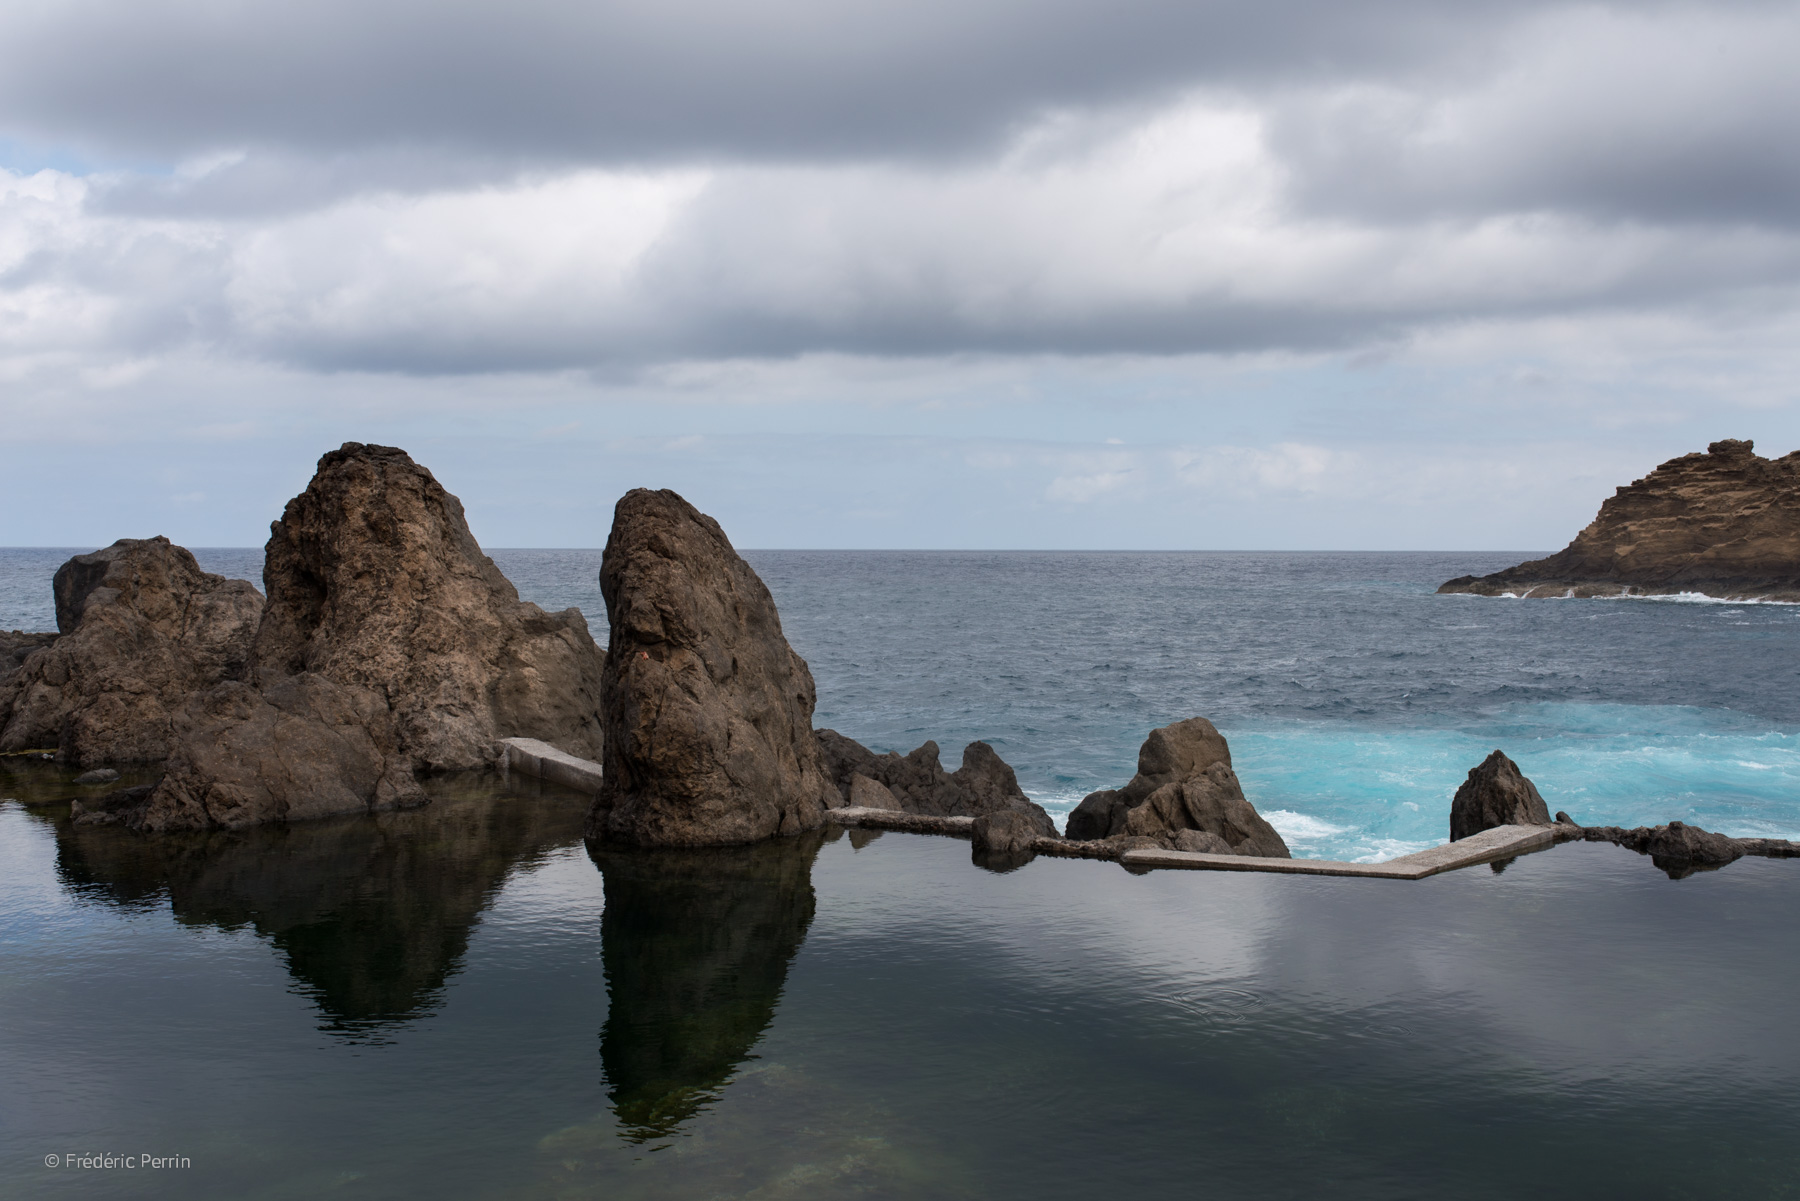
590 829 826 1143
53 771 589 1035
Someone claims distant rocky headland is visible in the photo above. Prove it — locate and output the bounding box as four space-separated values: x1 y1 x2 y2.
1440 439 1800 601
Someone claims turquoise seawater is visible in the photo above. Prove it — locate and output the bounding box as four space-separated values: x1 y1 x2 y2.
5 546 1798 858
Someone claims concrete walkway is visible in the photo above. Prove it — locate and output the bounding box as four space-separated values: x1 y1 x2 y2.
496 737 604 794
495 752 1551 880
1120 823 1556 878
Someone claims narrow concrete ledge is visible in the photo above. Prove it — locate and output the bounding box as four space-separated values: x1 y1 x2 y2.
825 806 975 838
496 737 604 795
1121 824 1557 879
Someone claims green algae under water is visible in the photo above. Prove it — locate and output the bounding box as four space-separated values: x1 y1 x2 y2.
4 759 1799 1200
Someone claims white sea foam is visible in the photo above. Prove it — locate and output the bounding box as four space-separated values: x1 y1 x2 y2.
1348 838 1440 864
1263 810 1349 841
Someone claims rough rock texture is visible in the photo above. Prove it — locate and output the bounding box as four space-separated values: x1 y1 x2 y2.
1 631 59 685
1449 751 1552 841
1568 819 1800 878
253 443 606 769
1440 440 1800 600
970 809 1043 855
1064 718 1290 857
815 729 1059 837
0 538 263 765
588 488 837 847
73 675 424 831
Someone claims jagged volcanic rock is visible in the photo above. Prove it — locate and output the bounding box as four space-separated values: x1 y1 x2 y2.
0 538 263 765
88 443 607 832
252 442 606 769
1568 819 1800 879
1449 750 1551 841
73 675 424 831
1440 439 1800 600
588 488 837 846
1064 717 1289 857
815 729 1059 838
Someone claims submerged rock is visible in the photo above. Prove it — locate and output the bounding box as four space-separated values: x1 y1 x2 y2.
0 538 263 765
1439 439 1800 601
1449 750 1552 841
588 488 837 847
815 729 1059 837
1064 718 1289 857
253 442 606 769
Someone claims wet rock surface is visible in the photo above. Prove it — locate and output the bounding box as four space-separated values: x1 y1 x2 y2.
0 538 263 765
816 729 1058 838
589 488 837 847
1450 750 1552 841
1565 818 1800 879
1439 439 1800 601
1064 718 1289 857
253 442 606 770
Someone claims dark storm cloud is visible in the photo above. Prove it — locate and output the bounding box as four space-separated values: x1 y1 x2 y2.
5 0 1800 376
0 0 1607 163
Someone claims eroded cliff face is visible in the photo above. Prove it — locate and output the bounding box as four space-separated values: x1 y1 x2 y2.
1440 440 1800 600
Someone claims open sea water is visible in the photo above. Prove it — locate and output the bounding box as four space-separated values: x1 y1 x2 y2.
5 546 1800 1198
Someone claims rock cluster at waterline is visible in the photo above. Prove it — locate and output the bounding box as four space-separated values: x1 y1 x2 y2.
0 538 263 765
816 730 1058 839
586 488 838 847
252 442 606 769
1065 718 1290 857
1439 439 1800 601
67 444 607 831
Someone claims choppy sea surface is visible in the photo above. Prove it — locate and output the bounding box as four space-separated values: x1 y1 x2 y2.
6 547 1799 859
4 547 1800 1198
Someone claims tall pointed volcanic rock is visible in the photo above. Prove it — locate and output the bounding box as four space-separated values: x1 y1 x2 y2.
587 488 837 846
252 442 606 769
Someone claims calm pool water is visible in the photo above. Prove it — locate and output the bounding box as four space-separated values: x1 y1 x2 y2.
3 757 1797 1200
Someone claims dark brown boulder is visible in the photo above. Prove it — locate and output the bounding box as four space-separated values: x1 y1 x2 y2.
74 675 425 832
970 809 1044 854
588 488 837 846
1439 440 1800 601
1064 718 1289 857
0 538 263 765
1449 750 1551 841
1575 820 1762 878
252 442 606 770
816 729 1059 838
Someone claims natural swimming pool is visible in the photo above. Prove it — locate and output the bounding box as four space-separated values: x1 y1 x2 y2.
3 759 1797 1200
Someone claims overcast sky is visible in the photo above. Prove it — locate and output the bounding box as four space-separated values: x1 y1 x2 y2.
3 0 1798 550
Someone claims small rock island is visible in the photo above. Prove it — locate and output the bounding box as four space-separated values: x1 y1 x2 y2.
1439 439 1800 601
